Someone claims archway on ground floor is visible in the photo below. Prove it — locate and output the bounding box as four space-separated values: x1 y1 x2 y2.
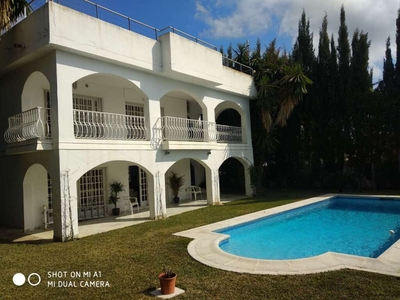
75 160 154 222
23 163 52 231
218 157 248 195
164 158 208 204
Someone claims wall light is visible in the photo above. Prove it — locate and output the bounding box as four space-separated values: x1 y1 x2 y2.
14 43 25 48
165 151 170 155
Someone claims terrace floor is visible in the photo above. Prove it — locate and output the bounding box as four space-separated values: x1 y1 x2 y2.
0 195 243 243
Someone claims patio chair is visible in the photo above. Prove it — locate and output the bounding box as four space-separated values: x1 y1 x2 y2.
124 196 139 214
186 186 202 200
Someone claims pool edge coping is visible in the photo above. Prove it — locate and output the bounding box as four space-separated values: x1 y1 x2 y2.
174 194 400 277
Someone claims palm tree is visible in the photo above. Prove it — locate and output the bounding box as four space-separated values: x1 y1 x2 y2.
233 42 250 72
0 0 30 32
250 40 312 190
254 40 312 133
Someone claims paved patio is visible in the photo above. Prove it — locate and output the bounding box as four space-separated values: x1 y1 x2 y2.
0 195 243 243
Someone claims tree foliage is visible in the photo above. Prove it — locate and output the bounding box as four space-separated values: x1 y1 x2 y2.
0 0 29 32
242 5 400 190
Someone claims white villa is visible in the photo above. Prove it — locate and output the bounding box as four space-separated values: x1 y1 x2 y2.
0 1 255 241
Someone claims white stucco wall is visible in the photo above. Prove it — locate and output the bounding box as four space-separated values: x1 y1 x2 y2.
23 163 48 231
0 2 256 240
21 71 50 111
100 161 131 211
165 159 191 202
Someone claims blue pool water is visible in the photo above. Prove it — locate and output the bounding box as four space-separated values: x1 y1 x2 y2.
217 197 400 260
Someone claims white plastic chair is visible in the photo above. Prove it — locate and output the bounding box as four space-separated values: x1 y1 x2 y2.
124 196 139 214
186 186 202 200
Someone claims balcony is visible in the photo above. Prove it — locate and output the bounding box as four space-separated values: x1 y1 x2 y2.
73 110 148 140
4 107 51 143
4 110 243 151
156 116 243 150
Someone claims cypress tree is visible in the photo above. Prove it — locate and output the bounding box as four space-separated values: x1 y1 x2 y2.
336 5 351 171
313 14 332 180
395 8 400 88
292 9 315 73
378 37 395 94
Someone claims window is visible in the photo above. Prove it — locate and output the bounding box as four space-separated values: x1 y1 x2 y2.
78 168 107 220
125 102 145 139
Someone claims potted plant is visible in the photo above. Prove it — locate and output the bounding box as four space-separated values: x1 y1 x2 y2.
167 172 185 204
109 181 124 216
158 266 176 295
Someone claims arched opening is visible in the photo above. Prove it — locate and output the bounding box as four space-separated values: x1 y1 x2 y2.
75 160 153 221
216 108 241 127
72 73 149 140
219 157 246 195
160 91 205 141
21 71 50 111
215 102 245 143
23 164 52 231
165 158 207 204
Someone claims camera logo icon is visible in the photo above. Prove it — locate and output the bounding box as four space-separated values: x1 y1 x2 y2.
13 273 41 286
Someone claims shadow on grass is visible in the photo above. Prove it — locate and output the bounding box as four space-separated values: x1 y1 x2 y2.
0 237 54 245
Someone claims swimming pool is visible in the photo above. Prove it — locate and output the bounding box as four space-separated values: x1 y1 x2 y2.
176 194 400 276
217 196 400 260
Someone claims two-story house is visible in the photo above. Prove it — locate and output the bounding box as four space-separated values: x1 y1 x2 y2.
0 0 255 241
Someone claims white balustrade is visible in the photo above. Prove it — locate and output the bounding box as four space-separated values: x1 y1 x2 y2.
4 107 51 143
73 109 148 140
157 116 242 143
216 124 243 143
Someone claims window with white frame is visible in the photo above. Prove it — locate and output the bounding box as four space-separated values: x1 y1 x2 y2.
125 102 145 139
78 168 107 220
46 173 53 224
73 94 103 138
73 94 102 111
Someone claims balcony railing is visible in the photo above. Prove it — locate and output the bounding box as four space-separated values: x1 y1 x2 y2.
157 116 242 143
73 109 148 140
4 107 51 143
216 124 243 143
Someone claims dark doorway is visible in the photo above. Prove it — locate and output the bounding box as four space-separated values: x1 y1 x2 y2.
216 109 241 127
219 158 245 194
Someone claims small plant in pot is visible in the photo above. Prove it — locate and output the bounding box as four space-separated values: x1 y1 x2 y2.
167 172 185 204
109 181 124 216
158 266 176 295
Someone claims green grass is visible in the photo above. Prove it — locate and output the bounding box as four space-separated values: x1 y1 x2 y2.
1 190 400 299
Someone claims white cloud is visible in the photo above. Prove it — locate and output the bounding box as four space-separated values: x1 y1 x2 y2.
195 0 399 81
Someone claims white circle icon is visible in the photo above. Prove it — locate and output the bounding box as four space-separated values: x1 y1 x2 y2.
13 273 26 286
27 273 41 286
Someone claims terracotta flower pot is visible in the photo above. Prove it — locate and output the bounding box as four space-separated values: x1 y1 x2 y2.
158 272 177 295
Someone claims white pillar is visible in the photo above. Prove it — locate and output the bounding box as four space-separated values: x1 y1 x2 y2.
150 170 167 219
206 168 221 205
51 159 79 242
50 57 79 241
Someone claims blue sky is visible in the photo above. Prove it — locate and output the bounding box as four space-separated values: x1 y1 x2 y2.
73 0 399 82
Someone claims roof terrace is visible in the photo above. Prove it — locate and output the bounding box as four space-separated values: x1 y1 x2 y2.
24 0 253 75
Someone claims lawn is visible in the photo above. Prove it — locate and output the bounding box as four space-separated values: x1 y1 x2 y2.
1 190 400 299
